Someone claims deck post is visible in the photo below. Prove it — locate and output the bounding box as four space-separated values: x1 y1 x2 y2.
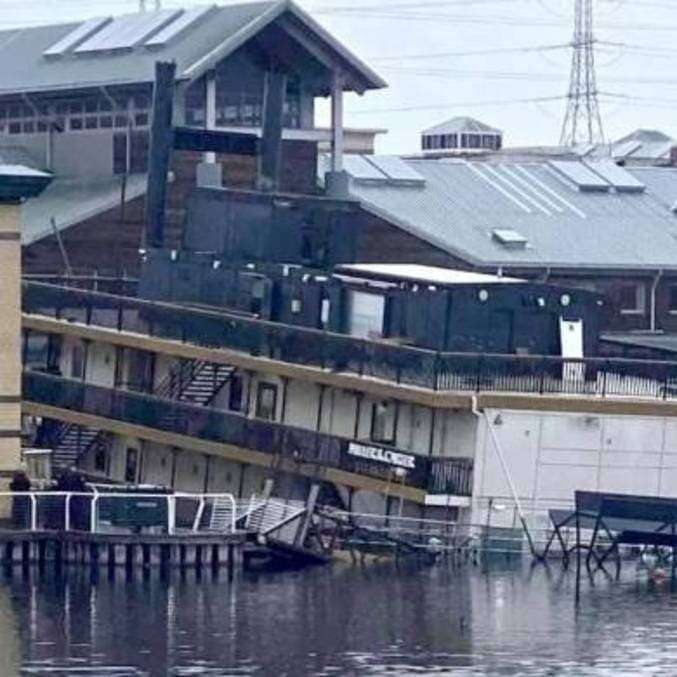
227 543 235 581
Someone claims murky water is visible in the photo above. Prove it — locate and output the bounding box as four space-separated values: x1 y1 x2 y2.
1 559 677 676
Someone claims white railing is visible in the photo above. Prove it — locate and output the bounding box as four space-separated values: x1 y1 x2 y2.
321 509 566 556
0 491 238 536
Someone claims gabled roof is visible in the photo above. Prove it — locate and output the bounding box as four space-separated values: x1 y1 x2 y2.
422 117 501 136
340 155 677 272
0 1 385 97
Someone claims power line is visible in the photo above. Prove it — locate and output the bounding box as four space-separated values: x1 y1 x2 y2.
368 42 572 62
345 95 568 115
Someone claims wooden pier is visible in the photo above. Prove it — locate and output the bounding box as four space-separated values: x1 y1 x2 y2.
0 529 247 578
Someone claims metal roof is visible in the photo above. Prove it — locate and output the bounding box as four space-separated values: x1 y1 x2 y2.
0 1 385 97
422 117 501 136
21 173 147 245
336 264 524 286
343 156 677 271
601 332 677 354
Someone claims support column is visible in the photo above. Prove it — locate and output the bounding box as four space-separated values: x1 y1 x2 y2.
258 68 287 191
0 203 22 479
204 70 217 164
325 73 350 198
144 61 175 249
330 73 344 173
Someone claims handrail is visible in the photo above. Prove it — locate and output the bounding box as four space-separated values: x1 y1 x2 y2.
0 491 237 535
23 371 473 496
22 281 677 400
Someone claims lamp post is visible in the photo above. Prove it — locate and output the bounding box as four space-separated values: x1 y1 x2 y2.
0 164 51 494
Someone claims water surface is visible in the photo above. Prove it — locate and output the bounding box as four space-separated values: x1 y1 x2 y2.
1 559 676 675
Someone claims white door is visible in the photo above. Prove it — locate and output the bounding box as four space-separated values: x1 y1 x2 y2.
560 317 584 382
347 290 385 339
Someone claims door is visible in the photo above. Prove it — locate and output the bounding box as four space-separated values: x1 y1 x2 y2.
347 290 385 339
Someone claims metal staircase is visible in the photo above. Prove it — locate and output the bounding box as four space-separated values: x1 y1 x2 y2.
245 499 307 537
51 423 103 470
205 497 306 537
155 360 234 407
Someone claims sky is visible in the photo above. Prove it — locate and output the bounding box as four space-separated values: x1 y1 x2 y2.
2 0 677 153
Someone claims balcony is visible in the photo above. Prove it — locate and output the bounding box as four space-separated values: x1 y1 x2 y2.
22 282 677 401
23 371 473 498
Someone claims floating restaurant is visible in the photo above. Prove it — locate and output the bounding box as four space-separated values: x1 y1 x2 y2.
4 1 677 566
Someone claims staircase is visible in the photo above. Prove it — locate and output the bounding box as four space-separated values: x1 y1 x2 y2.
245 499 307 537
156 360 234 407
51 423 102 470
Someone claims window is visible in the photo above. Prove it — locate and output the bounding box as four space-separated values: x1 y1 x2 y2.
71 343 86 380
255 383 278 421
228 375 243 412
125 448 139 484
669 285 677 313
94 443 108 474
370 401 396 445
618 284 646 315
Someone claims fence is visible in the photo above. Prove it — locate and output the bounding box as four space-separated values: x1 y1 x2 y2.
0 491 237 535
23 371 474 497
22 281 677 400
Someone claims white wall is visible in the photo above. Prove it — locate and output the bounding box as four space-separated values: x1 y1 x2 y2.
139 442 174 488
471 408 677 527
284 379 319 429
107 435 141 483
173 451 207 493
85 342 116 388
206 457 243 495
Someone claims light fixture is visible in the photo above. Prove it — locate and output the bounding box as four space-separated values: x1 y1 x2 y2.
478 289 489 302
536 297 546 308
170 249 178 261
560 293 571 307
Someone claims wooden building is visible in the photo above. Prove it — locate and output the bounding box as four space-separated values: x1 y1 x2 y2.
0 1 385 275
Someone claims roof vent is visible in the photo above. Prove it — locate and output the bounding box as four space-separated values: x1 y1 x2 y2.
492 228 528 250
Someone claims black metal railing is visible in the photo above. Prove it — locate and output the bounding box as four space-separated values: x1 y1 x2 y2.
22 275 138 297
22 281 677 400
23 371 473 497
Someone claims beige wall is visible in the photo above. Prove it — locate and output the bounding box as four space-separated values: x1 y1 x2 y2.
0 204 21 473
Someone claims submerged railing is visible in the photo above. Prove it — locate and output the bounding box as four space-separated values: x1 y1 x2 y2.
22 281 677 400
23 371 474 497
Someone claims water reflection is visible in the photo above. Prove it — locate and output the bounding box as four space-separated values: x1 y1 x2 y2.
1 560 677 675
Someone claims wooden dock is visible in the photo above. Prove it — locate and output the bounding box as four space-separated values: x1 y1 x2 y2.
0 529 247 577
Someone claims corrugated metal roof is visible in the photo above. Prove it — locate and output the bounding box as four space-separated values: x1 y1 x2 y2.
0 1 385 96
21 173 147 245
345 156 677 271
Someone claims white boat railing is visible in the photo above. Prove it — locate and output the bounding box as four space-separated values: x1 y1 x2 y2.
0 491 238 536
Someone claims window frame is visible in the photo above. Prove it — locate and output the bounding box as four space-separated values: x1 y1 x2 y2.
618 283 646 315
668 285 677 314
